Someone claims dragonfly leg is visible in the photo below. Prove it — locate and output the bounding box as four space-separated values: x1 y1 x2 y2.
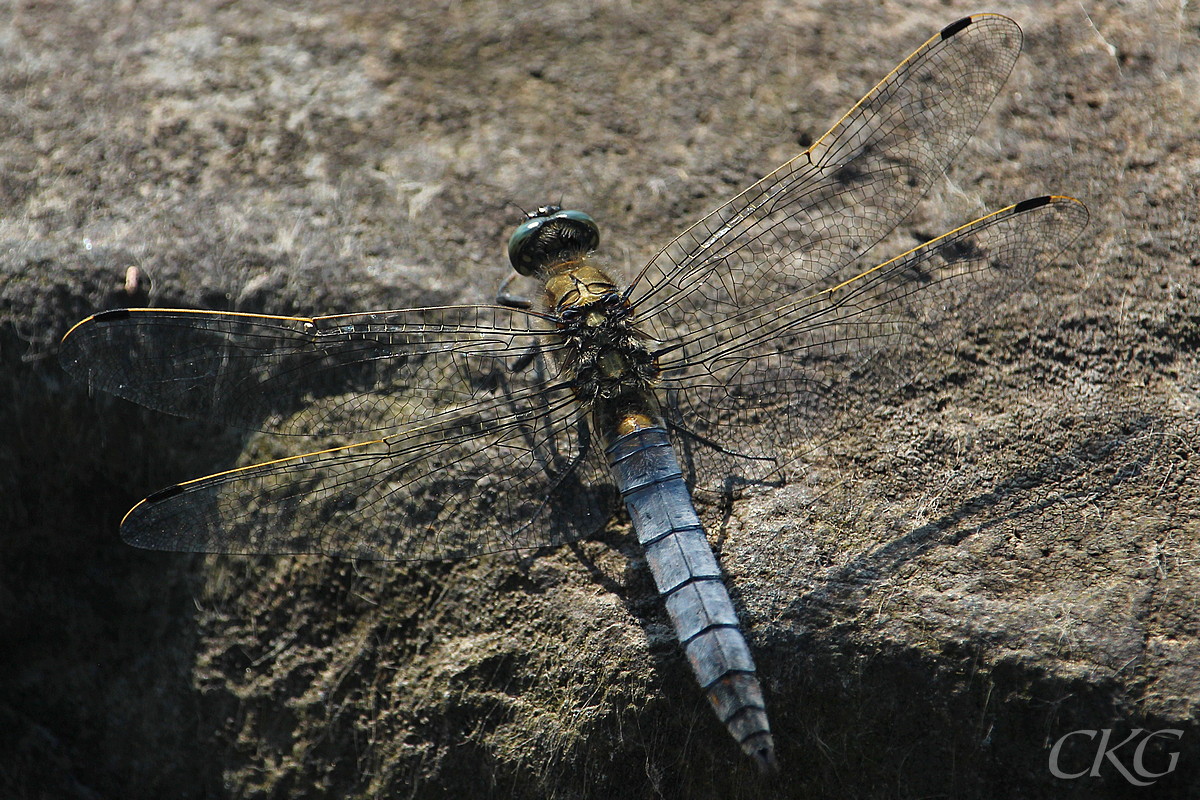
496 272 533 309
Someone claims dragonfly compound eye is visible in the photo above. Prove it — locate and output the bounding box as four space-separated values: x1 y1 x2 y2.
508 208 600 276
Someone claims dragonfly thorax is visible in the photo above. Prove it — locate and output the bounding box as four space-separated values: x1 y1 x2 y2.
509 207 661 412
557 289 659 408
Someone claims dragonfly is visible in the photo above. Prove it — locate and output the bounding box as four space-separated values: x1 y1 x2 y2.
60 14 1088 771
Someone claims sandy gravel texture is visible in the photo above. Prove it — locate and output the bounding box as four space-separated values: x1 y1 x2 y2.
2 1 1197 798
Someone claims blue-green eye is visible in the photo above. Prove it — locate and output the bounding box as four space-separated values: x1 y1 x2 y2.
507 218 549 272
553 209 599 227
508 208 600 276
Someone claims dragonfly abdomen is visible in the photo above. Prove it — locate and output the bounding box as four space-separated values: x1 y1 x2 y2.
606 425 776 771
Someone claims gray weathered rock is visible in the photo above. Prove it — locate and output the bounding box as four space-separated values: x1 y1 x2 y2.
2 1 1197 797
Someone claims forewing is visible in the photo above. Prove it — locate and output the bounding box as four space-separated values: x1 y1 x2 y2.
629 14 1023 340
657 196 1090 491
60 305 564 436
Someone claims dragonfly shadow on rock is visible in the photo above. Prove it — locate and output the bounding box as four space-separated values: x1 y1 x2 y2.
788 408 1173 621
752 401 1192 757
729 403 1197 788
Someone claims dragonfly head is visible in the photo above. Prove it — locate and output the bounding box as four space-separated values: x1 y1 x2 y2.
508 206 600 276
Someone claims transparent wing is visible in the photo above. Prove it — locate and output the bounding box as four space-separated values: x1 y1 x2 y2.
628 14 1023 340
62 305 619 558
119 389 617 560
655 196 1090 491
60 305 566 436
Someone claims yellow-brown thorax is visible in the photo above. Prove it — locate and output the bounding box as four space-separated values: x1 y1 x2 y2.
539 257 662 441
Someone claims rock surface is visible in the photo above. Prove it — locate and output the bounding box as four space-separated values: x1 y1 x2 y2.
2 1 1197 798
